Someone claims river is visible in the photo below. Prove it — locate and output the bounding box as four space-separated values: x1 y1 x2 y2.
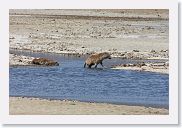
9 50 169 108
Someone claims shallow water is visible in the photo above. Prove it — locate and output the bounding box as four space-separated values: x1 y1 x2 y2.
9 50 169 108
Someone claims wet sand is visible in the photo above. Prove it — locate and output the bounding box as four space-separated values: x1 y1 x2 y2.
9 97 168 115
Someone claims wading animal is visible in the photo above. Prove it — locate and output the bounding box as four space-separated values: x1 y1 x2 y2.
84 52 111 68
32 58 59 66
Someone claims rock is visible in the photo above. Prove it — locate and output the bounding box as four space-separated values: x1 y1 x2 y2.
128 64 134 66
165 61 169 66
147 26 154 30
123 64 127 67
160 49 168 52
150 50 156 53
133 50 139 52
120 53 125 56
125 52 134 59
9 36 15 39
112 48 117 51
140 62 146 66
151 63 165 66
32 58 59 66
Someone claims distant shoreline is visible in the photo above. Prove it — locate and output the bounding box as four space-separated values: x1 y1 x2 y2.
10 13 168 21
9 96 169 115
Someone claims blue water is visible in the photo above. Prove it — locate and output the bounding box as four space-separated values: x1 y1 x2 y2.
9 50 169 108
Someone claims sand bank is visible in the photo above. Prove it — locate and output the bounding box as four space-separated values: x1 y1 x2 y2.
9 53 34 66
9 9 169 59
112 66 168 74
9 97 168 115
112 62 169 74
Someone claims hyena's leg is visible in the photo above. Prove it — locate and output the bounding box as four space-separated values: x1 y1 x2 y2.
88 64 92 68
95 63 98 68
84 63 86 68
100 61 104 67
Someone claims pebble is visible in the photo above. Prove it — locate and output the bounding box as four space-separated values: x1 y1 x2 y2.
132 50 139 52
9 37 15 39
150 50 156 53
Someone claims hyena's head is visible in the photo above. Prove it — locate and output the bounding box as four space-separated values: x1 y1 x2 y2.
100 52 111 60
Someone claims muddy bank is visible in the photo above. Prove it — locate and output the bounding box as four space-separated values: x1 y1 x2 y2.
9 97 168 115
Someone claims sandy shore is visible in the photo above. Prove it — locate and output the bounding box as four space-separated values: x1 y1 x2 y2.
112 62 169 74
9 53 34 66
9 97 168 115
112 66 168 74
9 9 169 59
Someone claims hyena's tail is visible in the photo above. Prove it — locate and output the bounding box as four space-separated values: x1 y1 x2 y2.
84 62 86 68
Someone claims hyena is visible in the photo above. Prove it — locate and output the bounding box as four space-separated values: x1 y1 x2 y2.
84 52 111 68
32 58 59 66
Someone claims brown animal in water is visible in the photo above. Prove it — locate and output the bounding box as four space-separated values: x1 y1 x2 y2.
84 52 111 68
32 58 59 66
